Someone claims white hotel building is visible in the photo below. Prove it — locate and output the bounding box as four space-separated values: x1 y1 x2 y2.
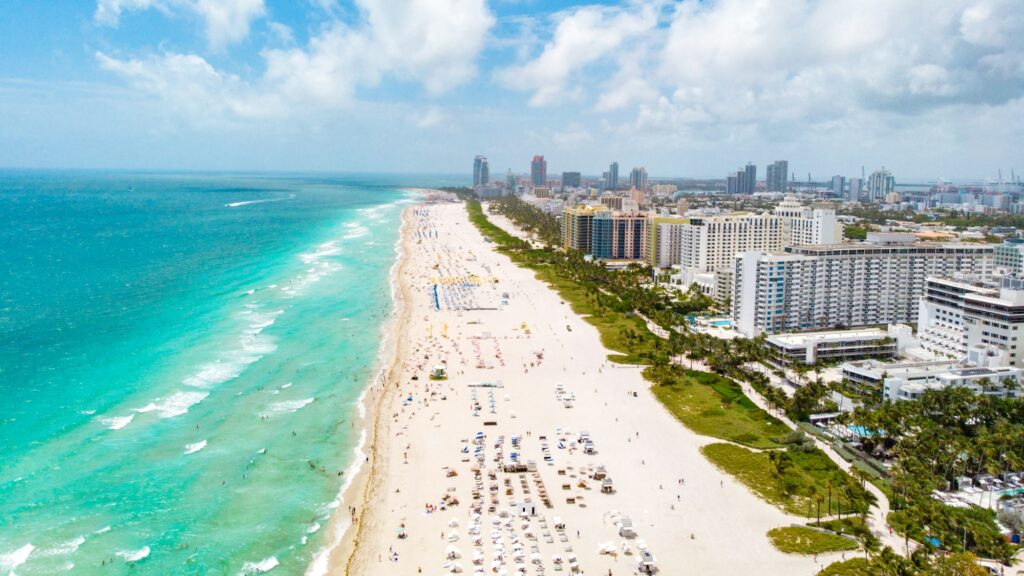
732 233 995 337
918 275 1024 367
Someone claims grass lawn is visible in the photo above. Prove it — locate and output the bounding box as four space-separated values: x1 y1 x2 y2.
648 366 789 449
810 517 870 539
816 559 870 575
768 526 859 554
701 443 874 517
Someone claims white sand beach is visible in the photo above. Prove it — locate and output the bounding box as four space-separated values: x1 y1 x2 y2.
334 200 838 575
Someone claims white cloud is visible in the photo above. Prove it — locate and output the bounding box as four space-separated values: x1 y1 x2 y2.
552 123 593 148
501 0 1024 151
497 2 660 106
192 0 266 50
412 107 445 129
95 0 266 49
98 0 495 122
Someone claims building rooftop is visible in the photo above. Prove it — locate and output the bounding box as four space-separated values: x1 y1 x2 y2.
767 328 889 347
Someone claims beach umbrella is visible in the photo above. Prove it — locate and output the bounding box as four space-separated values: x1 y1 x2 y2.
449 518 460 527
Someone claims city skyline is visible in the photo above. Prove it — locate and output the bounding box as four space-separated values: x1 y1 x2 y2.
1 0 1022 179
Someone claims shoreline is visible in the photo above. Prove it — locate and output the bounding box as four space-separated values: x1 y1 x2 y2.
307 199 418 575
335 200 831 575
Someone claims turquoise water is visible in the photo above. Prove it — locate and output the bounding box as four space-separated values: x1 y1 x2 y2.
0 171 420 574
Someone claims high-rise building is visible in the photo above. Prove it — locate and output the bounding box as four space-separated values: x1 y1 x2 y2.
562 204 647 260
848 177 863 202
732 233 995 336
729 164 756 194
830 175 845 197
606 162 620 190
592 211 649 260
629 186 645 206
561 171 581 189
766 161 789 192
917 274 1024 368
773 196 844 246
531 155 547 187
506 170 518 194
473 155 489 187
629 167 648 192
867 168 895 202
561 204 611 253
726 173 740 194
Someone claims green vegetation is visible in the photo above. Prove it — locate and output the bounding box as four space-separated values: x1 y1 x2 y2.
817 551 990 575
850 386 1023 560
701 442 873 517
767 526 858 554
647 364 788 448
811 516 871 539
844 224 869 240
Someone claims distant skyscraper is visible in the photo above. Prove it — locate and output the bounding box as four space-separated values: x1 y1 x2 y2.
629 167 648 191
607 162 619 190
848 177 863 202
867 168 895 202
729 163 756 194
562 171 581 189
473 155 489 187
744 163 757 194
506 170 518 194
830 175 846 197
766 160 789 192
531 155 547 186
726 172 740 194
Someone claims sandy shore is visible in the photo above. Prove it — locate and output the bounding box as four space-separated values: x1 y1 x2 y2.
334 201 839 575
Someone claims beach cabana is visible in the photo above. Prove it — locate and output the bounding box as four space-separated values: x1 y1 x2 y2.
618 517 636 538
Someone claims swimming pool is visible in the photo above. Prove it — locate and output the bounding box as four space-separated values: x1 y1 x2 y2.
711 319 732 327
847 425 875 437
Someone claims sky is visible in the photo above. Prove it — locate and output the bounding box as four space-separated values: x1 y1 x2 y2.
0 0 1022 180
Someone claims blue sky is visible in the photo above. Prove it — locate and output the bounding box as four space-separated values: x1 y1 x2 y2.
0 0 1022 180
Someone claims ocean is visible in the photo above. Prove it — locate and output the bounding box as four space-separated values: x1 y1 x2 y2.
0 171 444 574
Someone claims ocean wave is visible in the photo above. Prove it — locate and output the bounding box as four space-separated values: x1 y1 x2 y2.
97 414 134 430
184 440 208 455
116 547 150 562
341 224 370 240
300 242 342 264
94 526 111 535
0 544 34 572
39 536 85 557
134 391 209 419
259 397 314 418
239 556 279 574
225 198 286 208
183 361 245 389
79 409 96 415
305 428 368 576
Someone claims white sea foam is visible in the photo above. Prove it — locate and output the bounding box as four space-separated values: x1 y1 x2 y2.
259 398 314 418
116 547 150 562
225 198 286 208
281 383 292 389
79 409 95 415
183 361 244 389
239 556 279 574
307 522 321 534
39 536 85 557
305 428 368 576
184 440 208 455
97 414 134 430
342 224 370 240
134 391 209 419
0 544 34 572
300 242 342 264
94 527 111 535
